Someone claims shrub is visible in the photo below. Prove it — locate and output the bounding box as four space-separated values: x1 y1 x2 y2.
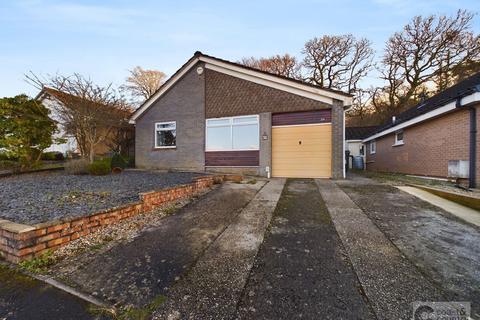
88 159 111 175
65 159 89 175
110 153 127 170
41 151 65 161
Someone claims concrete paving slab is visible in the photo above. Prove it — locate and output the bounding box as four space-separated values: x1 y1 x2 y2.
398 186 480 227
153 178 285 320
316 179 444 320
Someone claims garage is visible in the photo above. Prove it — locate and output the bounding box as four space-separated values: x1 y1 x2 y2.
272 110 332 178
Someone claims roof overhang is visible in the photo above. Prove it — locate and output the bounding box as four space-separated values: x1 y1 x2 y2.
129 55 352 124
363 91 480 143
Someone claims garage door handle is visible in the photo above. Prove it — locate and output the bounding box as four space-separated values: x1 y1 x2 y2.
299 141 302 145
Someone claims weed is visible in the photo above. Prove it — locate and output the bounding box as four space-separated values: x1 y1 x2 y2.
247 179 257 184
19 250 56 274
163 206 178 215
118 295 167 320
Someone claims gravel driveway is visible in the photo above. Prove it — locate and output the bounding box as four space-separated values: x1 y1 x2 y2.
0 170 203 225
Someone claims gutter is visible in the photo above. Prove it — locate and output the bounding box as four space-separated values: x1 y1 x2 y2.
455 89 479 189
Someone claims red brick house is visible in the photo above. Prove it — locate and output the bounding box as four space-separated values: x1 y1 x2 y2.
363 72 480 188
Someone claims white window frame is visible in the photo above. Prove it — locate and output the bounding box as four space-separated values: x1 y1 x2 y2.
206 115 259 151
393 130 404 146
154 121 176 149
370 140 376 154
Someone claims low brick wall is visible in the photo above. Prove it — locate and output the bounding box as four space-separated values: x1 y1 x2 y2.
0 175 230 263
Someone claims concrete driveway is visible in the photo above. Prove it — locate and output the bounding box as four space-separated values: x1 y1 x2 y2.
335 174 480 319
2 176 478 319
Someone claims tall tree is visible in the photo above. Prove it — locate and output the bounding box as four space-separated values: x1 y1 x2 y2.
239 54 302 79
28 73 132 163
121 66 166 104
302 34 374 94
376 10 480 113
0 95 58 169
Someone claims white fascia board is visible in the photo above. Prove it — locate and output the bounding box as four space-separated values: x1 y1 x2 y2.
129 58 200 123
363 92 480 142
461 91 480 106
202 57 352 105
346 139 363 142
362 102 456 142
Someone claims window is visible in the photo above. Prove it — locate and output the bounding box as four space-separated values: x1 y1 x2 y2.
206 115 259 151
360 145 365 156
370 140 376 154
155 121 176 148
394 131 404 146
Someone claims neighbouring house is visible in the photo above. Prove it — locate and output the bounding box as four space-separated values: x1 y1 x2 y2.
363 72 480 188
36 87 135 158
129 51 352 178
345 126 378 169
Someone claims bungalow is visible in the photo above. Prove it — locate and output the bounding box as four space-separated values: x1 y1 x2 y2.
363 72 480 188
129 52 352 178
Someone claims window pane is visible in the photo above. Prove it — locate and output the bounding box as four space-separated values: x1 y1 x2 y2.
233 116 257 124
397 132 403 141
156 130 176 147
232 124 259 149
157 122 175 130
207 118 230 126
207 126 231 150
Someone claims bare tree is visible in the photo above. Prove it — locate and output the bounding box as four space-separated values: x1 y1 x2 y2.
28 73 132 163
376 10 480 112
302 34 374 94
239 54 302 79
121 66 166 104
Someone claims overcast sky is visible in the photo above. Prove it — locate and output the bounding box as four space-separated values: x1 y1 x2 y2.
1 0 479 97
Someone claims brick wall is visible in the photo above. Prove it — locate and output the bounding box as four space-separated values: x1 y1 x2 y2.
0 175 228 263
205 69 331 118
135 63 206 171
366 106 479 179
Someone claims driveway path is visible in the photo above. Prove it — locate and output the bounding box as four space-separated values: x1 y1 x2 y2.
235 179 375 320
154 178 285 319
0 264 103 320
49 182 264 308
317 179 443 320
336 174 480 319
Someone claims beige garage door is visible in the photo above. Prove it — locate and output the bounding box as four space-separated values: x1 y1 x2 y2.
272 124 332 178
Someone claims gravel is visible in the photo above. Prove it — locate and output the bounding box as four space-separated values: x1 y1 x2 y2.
0 170 204 225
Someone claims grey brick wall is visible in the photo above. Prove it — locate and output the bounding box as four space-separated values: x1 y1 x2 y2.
135 63 205 171
205 69 331 118
259 112 272 177
331 99 345 179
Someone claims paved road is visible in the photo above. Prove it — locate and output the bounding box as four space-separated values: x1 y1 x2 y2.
0 264 103 320
235 179 375 320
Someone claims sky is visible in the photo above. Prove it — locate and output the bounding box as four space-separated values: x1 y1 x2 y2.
0 0 479 97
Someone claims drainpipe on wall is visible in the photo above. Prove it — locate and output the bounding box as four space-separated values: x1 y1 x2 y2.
469 107 477 189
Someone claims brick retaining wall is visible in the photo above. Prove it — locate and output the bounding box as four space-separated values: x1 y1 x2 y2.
0 175 234 263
